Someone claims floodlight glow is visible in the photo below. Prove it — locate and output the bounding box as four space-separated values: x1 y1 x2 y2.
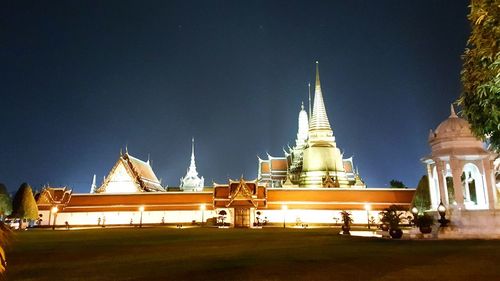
364 204 371 211
139 206 145 212
51 206 59 213
437 202 446 214
200 204 206 211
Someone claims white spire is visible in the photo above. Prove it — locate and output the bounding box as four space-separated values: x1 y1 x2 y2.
90 174 96 193
295 102 309 148
309 61 332 130
180 137 204 191
188 137 198 176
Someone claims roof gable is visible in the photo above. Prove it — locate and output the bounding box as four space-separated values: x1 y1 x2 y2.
97 158 142 193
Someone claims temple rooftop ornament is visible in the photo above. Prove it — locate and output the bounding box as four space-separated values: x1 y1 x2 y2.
180 138 204 192
257 61 366 188
300 61 350 187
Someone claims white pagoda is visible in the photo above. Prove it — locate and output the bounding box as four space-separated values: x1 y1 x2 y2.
180 138 204 192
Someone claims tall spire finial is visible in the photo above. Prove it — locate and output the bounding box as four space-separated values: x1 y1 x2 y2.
450 104 457 118
309 60 332 131
315 61 320 89
301 101 304 110
191 137 195 158
308 82 312 120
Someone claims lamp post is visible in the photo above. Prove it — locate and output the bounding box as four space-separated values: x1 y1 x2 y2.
437 201 448 227
139 206 145 228
200 204 206 227
51 206 58 230
411 206 419 227
364 203 371 229
282 205 288 228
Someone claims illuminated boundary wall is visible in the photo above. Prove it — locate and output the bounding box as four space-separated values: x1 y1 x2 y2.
38 210 217 226
39 209 390 227
37 188 416 227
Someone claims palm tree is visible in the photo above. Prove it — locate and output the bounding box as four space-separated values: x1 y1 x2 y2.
218 210 227 226
340 210 353 235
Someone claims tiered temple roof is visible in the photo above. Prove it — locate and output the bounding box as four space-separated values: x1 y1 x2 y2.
96 151 164 193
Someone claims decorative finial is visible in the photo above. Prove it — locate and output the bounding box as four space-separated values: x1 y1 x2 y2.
315 61 321 89
125 144 128 154
301 101 304 110
308 82 312 120
450 104 457 118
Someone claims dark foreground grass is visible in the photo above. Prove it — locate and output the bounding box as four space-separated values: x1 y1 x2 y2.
6 227 500 281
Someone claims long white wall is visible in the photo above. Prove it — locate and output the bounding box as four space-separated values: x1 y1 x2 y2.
39 208 397 227
39 210 217 226
260 209 383 225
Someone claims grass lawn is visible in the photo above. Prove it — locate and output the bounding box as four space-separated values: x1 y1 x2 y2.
6 227 500 281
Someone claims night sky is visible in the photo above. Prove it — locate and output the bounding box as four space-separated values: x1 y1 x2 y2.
1 1 470 193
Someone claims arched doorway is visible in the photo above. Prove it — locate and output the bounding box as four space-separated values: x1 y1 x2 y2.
462 163 487 209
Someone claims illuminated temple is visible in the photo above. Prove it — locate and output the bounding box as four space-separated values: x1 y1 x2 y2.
36 62 424 228
258 62 366 188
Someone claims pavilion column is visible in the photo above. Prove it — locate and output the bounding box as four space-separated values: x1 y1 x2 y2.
450 157 465 210
426 163 438 207
482 159 496 210
472 159 488 208
435 160 448 205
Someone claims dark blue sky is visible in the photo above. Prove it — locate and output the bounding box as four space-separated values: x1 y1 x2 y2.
1 1 469 192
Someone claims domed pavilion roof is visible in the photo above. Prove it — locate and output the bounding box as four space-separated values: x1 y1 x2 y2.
432 105 474 140
428 105 486 156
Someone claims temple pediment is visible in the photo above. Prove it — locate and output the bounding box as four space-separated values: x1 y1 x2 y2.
213 179 267 208
97 152 164 193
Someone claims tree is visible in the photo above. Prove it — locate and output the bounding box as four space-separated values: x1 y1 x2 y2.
12 183 38 229
0 184 12 221
389 179 406 189
458 0 500 150
340 210 353 235
411 175 432 212
0 223 11 275
218 210 227 226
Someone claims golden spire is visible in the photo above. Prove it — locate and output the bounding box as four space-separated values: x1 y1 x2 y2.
309 61 332 131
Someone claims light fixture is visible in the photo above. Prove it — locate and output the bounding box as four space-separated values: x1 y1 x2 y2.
364 203 371 229
139 206 145 228
437 201 449 227
50 206 59 230
411 206 419 227
200 204 206 227
411 206 418 216
282 205 287 228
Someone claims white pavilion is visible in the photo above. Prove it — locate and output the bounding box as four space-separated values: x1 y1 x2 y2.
422 105 500 237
